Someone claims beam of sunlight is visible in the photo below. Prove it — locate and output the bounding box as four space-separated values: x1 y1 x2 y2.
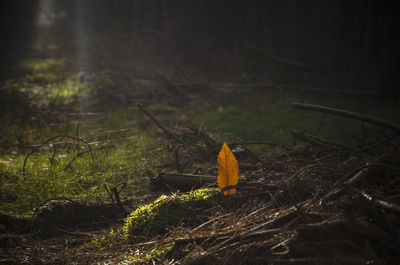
74 1 90 72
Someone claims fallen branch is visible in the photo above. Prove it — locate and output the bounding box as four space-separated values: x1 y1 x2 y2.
145 63 187 103
186 125 217 149
210 228 281 254
358 189 400 216
48 225 94 238
175 83 377 96
322 168 369 202
136 103 199 160
297 218 393 243
23 135 94 177
292 130 353 151
64 145 113 171
175 227 281 248
104 184 115 205
111 182 128 215
192 213 233 232
292 103 400 133
231 141 289 151
150 172 216 191
32 197 79 217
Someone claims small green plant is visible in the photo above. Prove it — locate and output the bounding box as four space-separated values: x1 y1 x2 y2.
123 188 219 239
88 228 125 250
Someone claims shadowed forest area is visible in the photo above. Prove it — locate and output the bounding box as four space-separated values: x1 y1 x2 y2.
1 1 400 264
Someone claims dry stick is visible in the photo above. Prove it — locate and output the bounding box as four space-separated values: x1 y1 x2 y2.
350 188 400 239
322 167 369 202
359 189 400 216
176 82 377 96
22 135 94 177
111 182 128 215
48 224 94 238
210 228 281 254
32 197 78 217
231 141 289 151
104 184 115 205
236 144 269 166
49 137 60 172
192 213 233 232
176 209 297 248
292 130 354 151
186 125 216 149
292 103 400 133
357 132 400 152
316 113 327 136
23 135 59 177
145 63 185 97
136 103 199 160
64 145 112 171
133 240 159 247
361 121 366 146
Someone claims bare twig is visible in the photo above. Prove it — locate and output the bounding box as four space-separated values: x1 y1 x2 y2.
357 132 400 152
175 83 377 96
136 103 199 160
111 182 128 215
292 103 400 133
185 125 217 149
23 135 94 177
64 145 113 171
192 213 233 232
32 197 78 217
231 141 289 151
48 225 94 238
316 114 327 136
104 184 115 205
145 63 186 99
292 130 353 151
150 172 216 191
322 168 369 202
359 189 400 216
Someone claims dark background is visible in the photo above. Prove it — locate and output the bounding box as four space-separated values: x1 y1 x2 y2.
1 0 399 97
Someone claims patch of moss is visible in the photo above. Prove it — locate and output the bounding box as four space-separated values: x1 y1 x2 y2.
123 188 219 239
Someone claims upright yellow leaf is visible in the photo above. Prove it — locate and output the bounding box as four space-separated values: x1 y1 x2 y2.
217 142 239 195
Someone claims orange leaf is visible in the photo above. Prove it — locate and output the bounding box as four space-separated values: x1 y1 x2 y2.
217 142 239 195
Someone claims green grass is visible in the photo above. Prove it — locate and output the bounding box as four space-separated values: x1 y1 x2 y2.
185 90 400 149
0 129 164 215
0 57 169 215
1 56 400 220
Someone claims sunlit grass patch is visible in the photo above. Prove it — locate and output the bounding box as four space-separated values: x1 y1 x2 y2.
0 128 165 215
20 58 67 72
185 90 400 150
20 58 68 83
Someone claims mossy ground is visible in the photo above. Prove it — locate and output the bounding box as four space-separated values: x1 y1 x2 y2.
1 56 400 263
2 59 399 212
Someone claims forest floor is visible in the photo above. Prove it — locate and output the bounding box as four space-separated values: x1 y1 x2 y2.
1 51 400 264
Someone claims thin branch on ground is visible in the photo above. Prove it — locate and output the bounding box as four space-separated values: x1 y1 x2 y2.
292 102 400 133
136 103 199 160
